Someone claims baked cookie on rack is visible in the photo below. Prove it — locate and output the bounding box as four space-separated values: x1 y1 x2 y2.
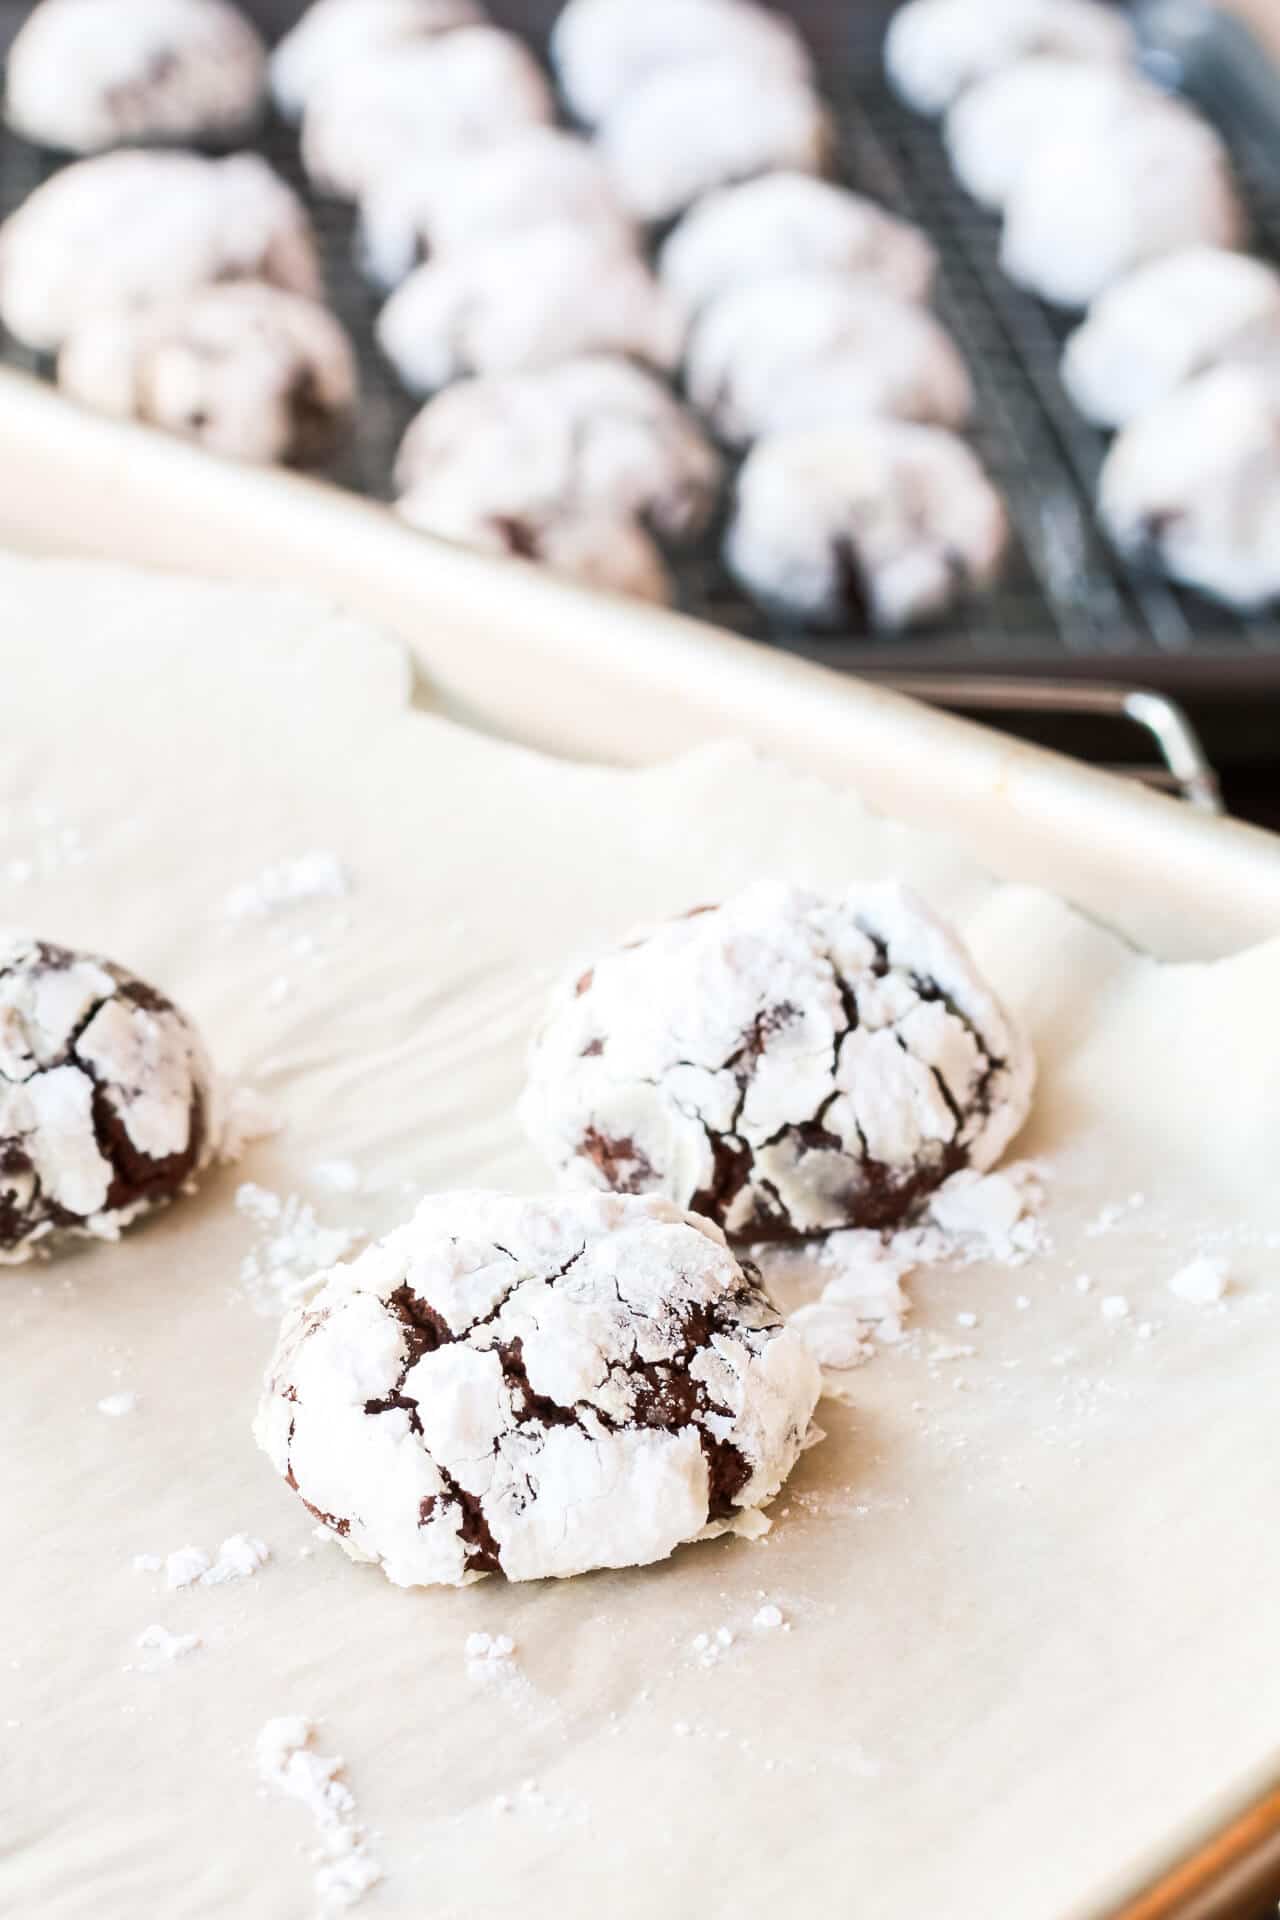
723 420 1009 631
943 56 1144 211
522 881 1033 1241
4 0 266 153
300 27 553 200
0 934 215 1261
397 488 673 603
58 282 357 466
659 173 936 316
1000 92 1245 310
358 125 631 290
1062 248 1280 430
254 1189 821 1586
269 0 484 123
598 59 831 224
377 221 684 390
885 0 1134 117
394 355 720 541
550 0 811 126
1099 359 1280 611
0 150 321 352
685 272 972 448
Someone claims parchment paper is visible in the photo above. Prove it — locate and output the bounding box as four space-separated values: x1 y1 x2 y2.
2 554 1276 1920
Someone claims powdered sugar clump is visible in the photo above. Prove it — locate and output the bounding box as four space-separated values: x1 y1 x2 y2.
223 851 349 921
1168 1255 1231 1305
255 1716 382 1913
152 1535 270 1589
97 1390 137 1416
135 1623 202 1665
235 1183 362 1315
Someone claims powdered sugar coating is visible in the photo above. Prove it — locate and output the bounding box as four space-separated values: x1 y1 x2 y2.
58 281 357 465
660 173 936 316
550 0 812 127
1000 93 1245 311
300 27 553 201
725 422 1008 630
686 272 972 449
599 59 831 225
5 0 266 153
397 488 673 604
393 355 721 542
269 0 483 123
377 222 685 391
522 883 1034 1241
943 57 1144 212
1062 247 1280 430
358 126 632 290
885 0 1134 117
254 1189 820 1586
0 934 214 1260
0 150 320 352
1098 358 1280 611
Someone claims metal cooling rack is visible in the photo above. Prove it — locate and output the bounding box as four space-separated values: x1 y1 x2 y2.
0 0 1267 799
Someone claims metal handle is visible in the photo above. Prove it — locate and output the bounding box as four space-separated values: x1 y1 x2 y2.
875 674 1223 813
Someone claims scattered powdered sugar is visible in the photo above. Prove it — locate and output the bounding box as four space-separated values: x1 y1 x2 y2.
255 1715 382 1914
1100 1295 1131 1322
235 1183 362 1316
1168 1255 1231 1305
202 1534 271 1586
223 852 349 921
770 1162 1048 1383
155 1536 270 1589
97 1390 137 1417
134 1623 202 1665
690 1625 737 1668
216 1084 282 1164
753 1603 786 1630
165 1546 211 1589
1085 1191 1146 1237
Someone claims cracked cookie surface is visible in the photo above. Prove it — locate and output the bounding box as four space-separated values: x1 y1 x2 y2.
255 1190 820 1586
522 883 1034 1242
0 934 214 1260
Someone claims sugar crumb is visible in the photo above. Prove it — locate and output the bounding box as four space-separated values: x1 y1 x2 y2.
97 1391 137 1417
1100 1295 1130 1322
1168 1255 1230 1306
224 852 349 921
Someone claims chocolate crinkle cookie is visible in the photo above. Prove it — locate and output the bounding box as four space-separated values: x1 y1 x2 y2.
269 0 484 125
521 883 1034 1243
4 0 266 154
0 151 321 354
0 935 214 1261
254 1190 821 1586
58 281 357 466
723 421 1008 631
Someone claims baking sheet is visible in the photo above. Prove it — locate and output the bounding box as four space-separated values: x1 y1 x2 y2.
2 552 1277 1920
4 370 1280 965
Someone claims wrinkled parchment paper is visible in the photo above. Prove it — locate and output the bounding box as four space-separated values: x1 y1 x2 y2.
2 555 1276 1920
